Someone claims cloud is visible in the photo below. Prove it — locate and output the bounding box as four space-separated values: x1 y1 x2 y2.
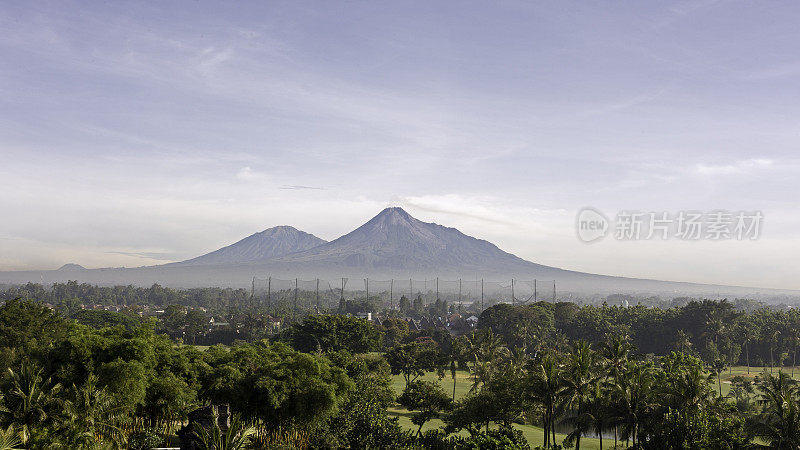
692 159 774 176
740 63 800 81
235 166 266 181
108 251 177 261
280 185 325 190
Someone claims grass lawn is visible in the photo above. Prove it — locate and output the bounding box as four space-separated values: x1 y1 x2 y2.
716 365 800 397
186 344 211 351
389 371 606 449
389 366 800 449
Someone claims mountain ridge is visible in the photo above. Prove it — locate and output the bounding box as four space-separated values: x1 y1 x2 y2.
271 207 551 274
170 225 327 267
0 207 793 296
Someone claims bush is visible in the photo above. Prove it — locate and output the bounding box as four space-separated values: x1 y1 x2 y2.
128 429 162 450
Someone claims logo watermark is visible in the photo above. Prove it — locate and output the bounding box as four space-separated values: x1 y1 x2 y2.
576 208 763 243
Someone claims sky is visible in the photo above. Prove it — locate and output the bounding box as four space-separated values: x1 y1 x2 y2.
2 1 800 289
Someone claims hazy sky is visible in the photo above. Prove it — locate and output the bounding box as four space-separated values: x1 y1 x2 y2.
2 1 800 289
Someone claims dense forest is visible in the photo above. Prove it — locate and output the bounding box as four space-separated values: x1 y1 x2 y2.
3 283 800 448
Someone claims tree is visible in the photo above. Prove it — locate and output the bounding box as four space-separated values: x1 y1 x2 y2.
673 330 692 354
752 371 800 449
200 341 351 429
398 380 452 436
96 358 148 415
601 333 632 381
142 372 197 426
447 338 465 402
379 318 410 350
711 358 726 397
59 374 128 448
0 425 22 450
527 352 561 448
413 295 424 314
461 329 509 392
386 341 440 388
0 363 62 445
283 314 383 354
398 296 411 315
311 353 409 449
607 361 653 448
560 340 600 450
161 304 187 333
0 299 70 362
185 309 207 344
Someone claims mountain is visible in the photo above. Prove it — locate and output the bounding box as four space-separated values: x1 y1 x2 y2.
172 226 327 266
273 207 552 275
0 208 794 298
57 263 86 271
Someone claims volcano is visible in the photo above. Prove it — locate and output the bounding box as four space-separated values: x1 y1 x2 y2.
172 226 326 266
272 207 552 274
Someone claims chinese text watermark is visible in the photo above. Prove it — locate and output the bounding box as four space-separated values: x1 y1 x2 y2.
576 208 762 243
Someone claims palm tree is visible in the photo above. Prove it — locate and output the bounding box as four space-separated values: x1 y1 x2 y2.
448 338 465 402
788 321 800 378
194 413 255 450
741 322 755 375
1 363 62 445
711 358 727 397
61 374 128 448
560 340 600 450
527 353 562 448
752 371 800 449
585 383 610 450
464 330 508 392
600 334 632 381
606 361 653 448
674 330 692 354
0 426 22 450
770 330 782 374
665 364 714 416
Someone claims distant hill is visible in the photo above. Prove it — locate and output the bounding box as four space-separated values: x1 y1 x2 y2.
170 226 327 266
57 263 86 271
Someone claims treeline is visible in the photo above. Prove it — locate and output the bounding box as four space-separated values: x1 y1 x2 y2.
479 300 800 368
0 281 251 309
10 278 800 369
4 296 800 448
0 299 412 449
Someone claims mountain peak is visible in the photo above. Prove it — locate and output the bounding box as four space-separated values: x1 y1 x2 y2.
378 206 410 216
174 225 327 266
368 207 416 226
275 206 538 274
58 263 86 271
260 225 300 235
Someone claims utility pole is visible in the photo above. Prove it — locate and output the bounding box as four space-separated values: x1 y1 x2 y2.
267 277 271 312
553 280 556 303
390 279 394 310
436 277 439 301
365 278 369 302
315 278 319 314
534 279 537 302
458 278 462 305
410 279 413 300
294 278 298 321
481 279 484 311
341 278 345 303
511 279 515 306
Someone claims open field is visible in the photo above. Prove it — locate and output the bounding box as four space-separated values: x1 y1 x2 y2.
389 371 606 449
388 366 800 449
717 365 800 397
